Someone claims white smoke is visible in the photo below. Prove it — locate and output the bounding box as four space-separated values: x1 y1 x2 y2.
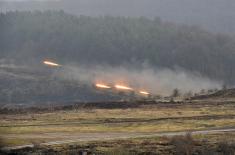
56 64 222 96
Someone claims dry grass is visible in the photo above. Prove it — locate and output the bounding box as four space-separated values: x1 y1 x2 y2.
0 103 235 146
1 104 234 125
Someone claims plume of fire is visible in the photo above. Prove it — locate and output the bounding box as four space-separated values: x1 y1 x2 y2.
139 91 150 95
96 83 111 89
115 85 133 91
43 60 61 67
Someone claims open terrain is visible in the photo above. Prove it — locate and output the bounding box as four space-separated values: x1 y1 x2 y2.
1 100 235 154
1 5 235 154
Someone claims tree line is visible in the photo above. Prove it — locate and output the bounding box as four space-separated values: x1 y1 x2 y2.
1 11 235 84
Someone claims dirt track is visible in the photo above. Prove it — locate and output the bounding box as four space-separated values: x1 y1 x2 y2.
1 114 235 128
2 128 235 151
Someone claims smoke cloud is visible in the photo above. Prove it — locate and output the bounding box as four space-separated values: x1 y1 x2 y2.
56 64 222 96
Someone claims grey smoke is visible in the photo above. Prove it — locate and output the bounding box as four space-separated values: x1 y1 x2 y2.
56 64 222 96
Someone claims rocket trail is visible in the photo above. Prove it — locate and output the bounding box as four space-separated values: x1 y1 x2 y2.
139 91 150 95
43 60 62 67
96 83 111 89
115 85 133 91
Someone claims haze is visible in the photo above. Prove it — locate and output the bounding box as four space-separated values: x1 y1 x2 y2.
1 0 235 34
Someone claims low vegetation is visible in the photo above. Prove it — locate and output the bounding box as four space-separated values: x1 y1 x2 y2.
0 103 235 147
3 132 235 155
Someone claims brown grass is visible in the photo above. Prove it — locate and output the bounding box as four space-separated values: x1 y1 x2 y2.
0 103 235 146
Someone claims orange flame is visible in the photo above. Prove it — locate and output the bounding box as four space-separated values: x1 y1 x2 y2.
139 91 150 95
96 84 111 89
43 60 61 67
115 85 133 90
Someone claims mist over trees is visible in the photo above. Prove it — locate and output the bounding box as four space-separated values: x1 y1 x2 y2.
1 11 235 85
1 0 235 34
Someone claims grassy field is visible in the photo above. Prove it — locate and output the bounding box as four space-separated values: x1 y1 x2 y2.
67 132 235 154
0 103 235 148
3 132 235 154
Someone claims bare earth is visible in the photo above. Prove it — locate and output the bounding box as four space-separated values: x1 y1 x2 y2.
1 102 235 152
2 128 235 151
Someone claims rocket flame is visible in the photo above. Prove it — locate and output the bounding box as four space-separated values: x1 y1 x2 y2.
43 60 61 67
139 91 150 95
115 85 133 90
96 84 111 89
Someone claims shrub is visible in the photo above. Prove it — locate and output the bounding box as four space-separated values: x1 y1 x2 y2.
218 141 235 155
170 132 195 155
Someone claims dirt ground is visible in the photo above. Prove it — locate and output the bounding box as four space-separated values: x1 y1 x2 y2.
0 101 235 154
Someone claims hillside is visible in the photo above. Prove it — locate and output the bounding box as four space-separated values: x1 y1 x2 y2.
0 65 131 105
1 11 235 84
191 88 235 101
1 0 235 34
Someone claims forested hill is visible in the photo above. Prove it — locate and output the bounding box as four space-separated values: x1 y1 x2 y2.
1 0 235 35
1 11 235 84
